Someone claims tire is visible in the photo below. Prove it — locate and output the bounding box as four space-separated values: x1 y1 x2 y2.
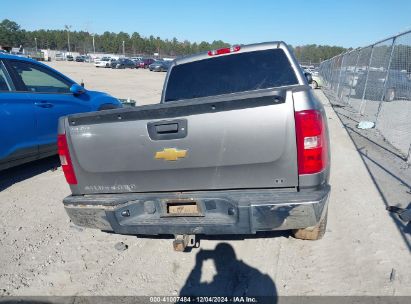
292 208 328 240
106 63 109 68
384 88 395 102
310 80 318 89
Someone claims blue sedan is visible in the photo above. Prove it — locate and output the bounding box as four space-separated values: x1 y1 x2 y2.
0 53 122 170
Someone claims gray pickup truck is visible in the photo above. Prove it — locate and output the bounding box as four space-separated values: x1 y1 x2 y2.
58 42 331 249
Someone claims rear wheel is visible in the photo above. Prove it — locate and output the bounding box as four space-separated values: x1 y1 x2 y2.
292 208 328 240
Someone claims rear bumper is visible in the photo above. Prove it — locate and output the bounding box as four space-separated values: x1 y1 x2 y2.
63 185 330 235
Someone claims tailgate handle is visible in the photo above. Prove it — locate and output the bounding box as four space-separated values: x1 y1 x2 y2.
147 119 187 140
156 123 178 134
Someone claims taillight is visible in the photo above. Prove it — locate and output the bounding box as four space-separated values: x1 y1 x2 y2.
57 134 78 185
208 45 241 56
294 110 328 175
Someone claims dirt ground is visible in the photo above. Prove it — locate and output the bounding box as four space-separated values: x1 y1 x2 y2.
0 61 410 297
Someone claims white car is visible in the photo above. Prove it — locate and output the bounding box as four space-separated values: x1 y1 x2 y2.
55 53 64 61
94 57 115 68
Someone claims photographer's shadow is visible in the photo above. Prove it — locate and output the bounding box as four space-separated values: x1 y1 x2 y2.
180 243 277 302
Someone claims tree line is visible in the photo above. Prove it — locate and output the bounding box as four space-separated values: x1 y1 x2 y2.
293 44 350 64
0 19 348 61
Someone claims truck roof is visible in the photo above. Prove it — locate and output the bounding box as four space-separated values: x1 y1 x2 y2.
173 41 289 65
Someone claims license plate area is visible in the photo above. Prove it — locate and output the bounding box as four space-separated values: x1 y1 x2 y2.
162 200 203 217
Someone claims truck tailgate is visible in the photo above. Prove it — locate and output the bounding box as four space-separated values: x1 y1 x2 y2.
64 89 298 195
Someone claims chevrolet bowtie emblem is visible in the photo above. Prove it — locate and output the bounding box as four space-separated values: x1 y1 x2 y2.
155 148 187 161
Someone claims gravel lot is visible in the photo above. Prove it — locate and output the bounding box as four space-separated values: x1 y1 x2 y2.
0 62 410 297
46 61 167 105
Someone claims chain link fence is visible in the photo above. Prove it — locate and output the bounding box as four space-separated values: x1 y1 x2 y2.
319 30 411 162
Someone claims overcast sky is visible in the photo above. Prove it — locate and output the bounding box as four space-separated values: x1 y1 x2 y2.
3 0 411 48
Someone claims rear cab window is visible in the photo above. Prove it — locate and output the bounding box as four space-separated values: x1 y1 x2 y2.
165 48 298 102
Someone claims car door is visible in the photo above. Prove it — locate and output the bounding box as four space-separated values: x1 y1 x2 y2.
0 60 37 168
6 59 91 154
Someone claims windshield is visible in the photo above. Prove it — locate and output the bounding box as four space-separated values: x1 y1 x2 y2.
165 49 298 102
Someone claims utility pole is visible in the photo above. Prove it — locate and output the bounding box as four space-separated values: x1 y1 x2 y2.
92 34 96 54
34 37 37 52
122 40 125 56
65 25 72 53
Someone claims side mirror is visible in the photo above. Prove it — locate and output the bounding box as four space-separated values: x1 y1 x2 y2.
305 72 313 84
70 84 85 95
